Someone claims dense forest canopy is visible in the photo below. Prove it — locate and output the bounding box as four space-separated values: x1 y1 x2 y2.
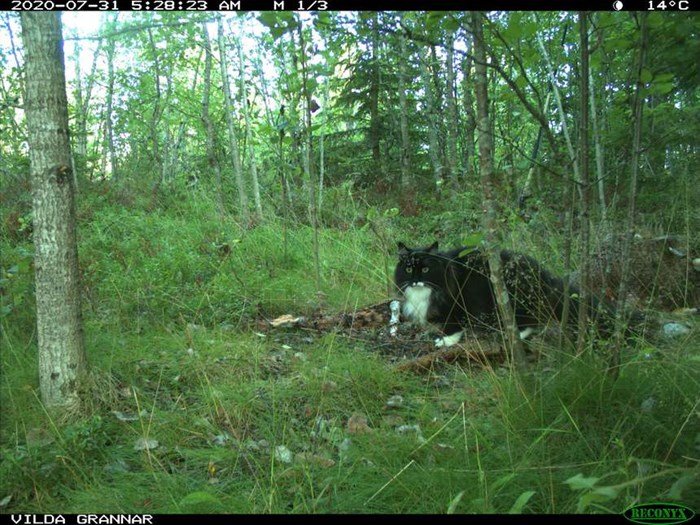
2 11 697 229
0 10 698 515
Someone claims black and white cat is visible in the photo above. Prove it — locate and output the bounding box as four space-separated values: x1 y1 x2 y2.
395 241 620 347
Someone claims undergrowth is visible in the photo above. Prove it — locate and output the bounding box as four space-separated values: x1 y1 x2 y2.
1 188 698 514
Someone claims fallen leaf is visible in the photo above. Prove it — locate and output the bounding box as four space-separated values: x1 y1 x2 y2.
134 437 159 451
295 452 336 467
385 395 404 409
274 445 293 464
269 315 305 328
347 413 371 434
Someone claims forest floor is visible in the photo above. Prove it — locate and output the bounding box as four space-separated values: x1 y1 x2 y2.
1 194 699 514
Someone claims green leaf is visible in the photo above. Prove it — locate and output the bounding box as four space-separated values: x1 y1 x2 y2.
460 232 484 249
668 473 698 500
443 17 460 32
592 486 620 499
523 21 538 39
508 490 536 514
651 82 674 95
576 491 613 513
178 491 225 513
490 472 517 491
564 473 600 491
446 491 465 514
270 26 286 41
640 68 653 84
257 12 279 29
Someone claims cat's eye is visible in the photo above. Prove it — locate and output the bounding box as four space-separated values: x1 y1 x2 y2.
422 267 429 273
406 267 413 274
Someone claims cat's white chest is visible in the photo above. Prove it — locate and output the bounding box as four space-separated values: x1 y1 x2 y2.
402 284 432 327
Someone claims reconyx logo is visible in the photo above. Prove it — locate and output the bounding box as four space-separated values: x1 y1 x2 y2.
623 503 695 525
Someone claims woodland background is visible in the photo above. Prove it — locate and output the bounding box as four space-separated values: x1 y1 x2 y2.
0 11 699 514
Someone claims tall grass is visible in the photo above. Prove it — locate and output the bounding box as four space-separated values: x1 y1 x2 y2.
1 188 698 514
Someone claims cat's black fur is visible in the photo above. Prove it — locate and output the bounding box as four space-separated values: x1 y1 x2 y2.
395 241 628 347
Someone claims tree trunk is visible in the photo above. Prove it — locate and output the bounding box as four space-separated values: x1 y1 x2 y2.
419 45 443 190
471 11 527 367
368 12 381 174
71 38 101 168
217 16 249 225
588 43 607 225
297 18 322 292
576 12 591 354
237 38 263 223
445 30 459 182
462 52 476 181
201 22 224 216
146 28 163 186
20 12 87 416
536 32 581 198
103 35 118 181
610 13 648 375
397 32 412 189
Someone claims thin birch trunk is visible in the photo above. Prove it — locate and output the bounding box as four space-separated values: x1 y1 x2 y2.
576 12 591 354
217 16 249 225
103 37 117 181
397 32 412 189
237 37 263 223
297 19 321 291
610 13 648 375
419 45 443 189
201 22 224 215
471 11 526 367
445 30 459 182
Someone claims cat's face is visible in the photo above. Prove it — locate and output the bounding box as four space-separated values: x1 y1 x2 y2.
395 241 446 291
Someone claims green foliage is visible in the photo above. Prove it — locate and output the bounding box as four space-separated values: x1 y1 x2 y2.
0 246 34 321
2 9 699 516
1 184 698 513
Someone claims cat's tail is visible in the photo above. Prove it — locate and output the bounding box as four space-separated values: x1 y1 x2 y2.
564 288 646 340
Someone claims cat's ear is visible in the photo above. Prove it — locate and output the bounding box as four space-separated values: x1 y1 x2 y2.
397 242 409 256
428 241 439 253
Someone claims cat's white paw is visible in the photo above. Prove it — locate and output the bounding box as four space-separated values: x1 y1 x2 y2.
519 327 536 340
435 331 463 348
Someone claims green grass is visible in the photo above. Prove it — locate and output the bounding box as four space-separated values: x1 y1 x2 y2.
1 193 698 514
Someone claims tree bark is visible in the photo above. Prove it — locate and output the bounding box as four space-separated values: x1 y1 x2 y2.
237 38 263 223
146 27 164 185
71 37 101 178
397 31 412 189
445 30 459 182
297 18 322 292
471 12 527 367
419 45 443 190
200 22 224 215
217 16 249 225
462 51 476 181
20 12 87 415
610 13 648 375
103 33 118 181
368 12 381 173
576 12 591 354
